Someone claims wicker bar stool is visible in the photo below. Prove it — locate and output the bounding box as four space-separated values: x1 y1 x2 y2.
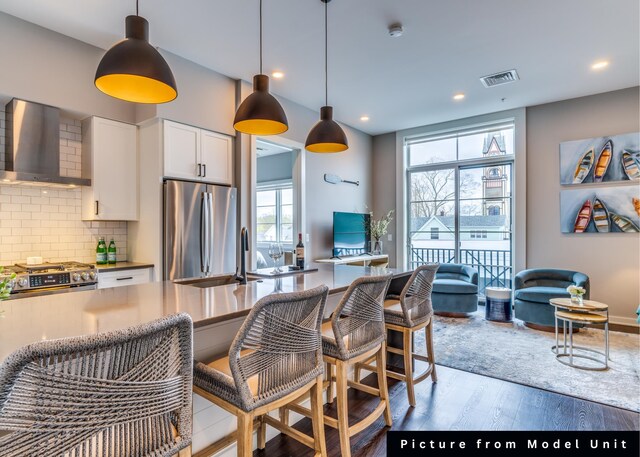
0 313 194 457
278 275 392 457
355 263 439 407
192 285 329 457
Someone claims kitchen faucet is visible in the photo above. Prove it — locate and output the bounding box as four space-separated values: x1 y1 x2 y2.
236 227 249 284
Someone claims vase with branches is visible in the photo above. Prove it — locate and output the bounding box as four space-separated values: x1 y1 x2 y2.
368 210 394 254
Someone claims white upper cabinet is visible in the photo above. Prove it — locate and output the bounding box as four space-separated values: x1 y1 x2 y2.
163 120 200 181
82 117 138 221
200 129 233 185
163 120 233 185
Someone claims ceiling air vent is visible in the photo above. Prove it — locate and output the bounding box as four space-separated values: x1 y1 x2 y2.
480 69 519 88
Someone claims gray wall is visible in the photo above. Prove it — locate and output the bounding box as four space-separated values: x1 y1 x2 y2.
257 152 293 183
526 86 639 325
0 12 135 122
372 133 397 266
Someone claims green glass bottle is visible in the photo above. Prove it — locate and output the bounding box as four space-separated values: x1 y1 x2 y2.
96 237 107 265
107 238 117 264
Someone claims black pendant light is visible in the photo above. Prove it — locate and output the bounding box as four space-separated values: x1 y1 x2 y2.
95 0 177 104
306 0 348 153
233 0 288 135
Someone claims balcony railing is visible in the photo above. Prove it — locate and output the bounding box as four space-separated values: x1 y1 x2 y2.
410 247 512 296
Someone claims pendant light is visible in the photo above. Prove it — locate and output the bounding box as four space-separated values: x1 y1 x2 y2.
95 0 177 104
305 0 348 153
233 0 288 135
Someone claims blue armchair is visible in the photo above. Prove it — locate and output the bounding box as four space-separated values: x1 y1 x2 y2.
514 269 590 328
432 263 479 316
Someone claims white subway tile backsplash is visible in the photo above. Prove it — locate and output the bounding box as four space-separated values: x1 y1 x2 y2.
0 183 128 265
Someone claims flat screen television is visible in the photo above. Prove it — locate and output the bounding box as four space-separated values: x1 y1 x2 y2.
332 211 370 257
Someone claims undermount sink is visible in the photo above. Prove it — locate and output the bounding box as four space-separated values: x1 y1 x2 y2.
175 274 259 289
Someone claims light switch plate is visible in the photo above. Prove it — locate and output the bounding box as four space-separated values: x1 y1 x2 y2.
387 234 393 241
306 233 310 242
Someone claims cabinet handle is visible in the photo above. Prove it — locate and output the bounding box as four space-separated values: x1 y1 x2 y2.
95 200 99 215
203 164 206 177
116 276 133 281
197 163 202 177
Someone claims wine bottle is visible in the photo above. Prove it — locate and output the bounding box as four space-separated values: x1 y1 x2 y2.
96 237 107 265
107 238 117 264
296 233 305 269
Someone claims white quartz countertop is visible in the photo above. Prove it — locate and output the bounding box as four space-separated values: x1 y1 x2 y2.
0 264 412 363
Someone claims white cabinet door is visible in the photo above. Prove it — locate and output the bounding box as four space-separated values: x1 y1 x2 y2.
82 117 138 221
200 130 233 185
163 120 200 180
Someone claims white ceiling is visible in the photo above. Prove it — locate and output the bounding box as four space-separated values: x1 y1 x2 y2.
0 0 638 135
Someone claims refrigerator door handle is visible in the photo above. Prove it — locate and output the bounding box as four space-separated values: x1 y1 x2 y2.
206 193 213 273
200 192 206 273
208 191 215 273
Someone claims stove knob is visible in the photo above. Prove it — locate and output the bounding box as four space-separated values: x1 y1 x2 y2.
81 272 89 281
72 273 81 282
89 271 97 280
17 278 27 288
7 279 16 290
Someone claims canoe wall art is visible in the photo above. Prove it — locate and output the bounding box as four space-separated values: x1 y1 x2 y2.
560 132 640 185
560 186 640 233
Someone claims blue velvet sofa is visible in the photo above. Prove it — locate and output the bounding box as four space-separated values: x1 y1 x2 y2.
514 269 590 328
432 263 479 316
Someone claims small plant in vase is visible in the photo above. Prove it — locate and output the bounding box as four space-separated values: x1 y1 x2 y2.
368 210 394 255
0 267 17 315
566 285 586 305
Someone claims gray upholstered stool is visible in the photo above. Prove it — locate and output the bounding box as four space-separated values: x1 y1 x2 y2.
356 263 439 407
193 285 329 457
0 313 194 457
278 275 392 457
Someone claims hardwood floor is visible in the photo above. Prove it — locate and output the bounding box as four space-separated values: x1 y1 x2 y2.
256 365 639 457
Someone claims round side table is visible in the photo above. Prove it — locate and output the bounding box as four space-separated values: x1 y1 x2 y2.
485 287 513 322
549 298 609 370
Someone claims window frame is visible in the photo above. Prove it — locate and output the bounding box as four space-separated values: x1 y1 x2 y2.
256 182 294 247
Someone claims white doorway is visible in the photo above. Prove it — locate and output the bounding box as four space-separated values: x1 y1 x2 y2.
250 136 306 270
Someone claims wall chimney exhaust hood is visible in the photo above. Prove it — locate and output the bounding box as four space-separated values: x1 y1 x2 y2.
1 99 90 186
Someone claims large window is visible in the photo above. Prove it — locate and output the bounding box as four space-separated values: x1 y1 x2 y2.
407 123 514 296
256 185 293 245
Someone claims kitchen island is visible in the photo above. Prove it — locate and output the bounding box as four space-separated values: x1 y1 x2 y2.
0 263 412 455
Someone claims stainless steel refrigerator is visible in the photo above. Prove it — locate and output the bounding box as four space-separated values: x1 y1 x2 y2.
164 180 237 280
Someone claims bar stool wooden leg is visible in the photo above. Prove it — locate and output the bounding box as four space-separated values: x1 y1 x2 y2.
326 362 335 404
257 415 266 450
310 375 328 457
403 329 416 407
425 320 437 382
353 358 362 383
177 445 192 457
335 360 352 457
237 412 254 457
278 407 289 426
376 342 392 426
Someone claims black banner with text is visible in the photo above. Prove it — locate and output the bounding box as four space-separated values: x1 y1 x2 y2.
387 431 638 457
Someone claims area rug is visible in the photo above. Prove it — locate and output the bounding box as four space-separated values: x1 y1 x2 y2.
421 311 639 412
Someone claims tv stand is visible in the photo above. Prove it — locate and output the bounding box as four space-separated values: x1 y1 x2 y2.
316 254 389 268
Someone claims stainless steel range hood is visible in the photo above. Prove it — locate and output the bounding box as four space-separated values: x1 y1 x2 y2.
1 99 90 186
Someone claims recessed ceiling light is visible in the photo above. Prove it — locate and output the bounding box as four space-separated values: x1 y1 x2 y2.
360 116 370 122
591 61 609 70
453 93 465 101
272 71 285 79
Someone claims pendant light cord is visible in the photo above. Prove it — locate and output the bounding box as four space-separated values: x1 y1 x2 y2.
260 0 263 74
136 0 139 16
324 0 328 106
